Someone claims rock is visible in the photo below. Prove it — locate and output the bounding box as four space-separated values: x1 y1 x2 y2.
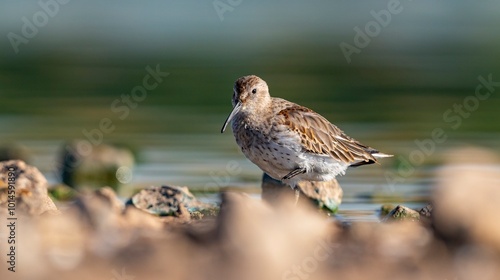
380 203 396 217
432 147 500 251
382 205 420 222
418 204 433 226
69 187 165 256
128 185 212 221
59 140 135 191
261 173 343 213
0 160 57 215
381 204 432 224
211 192 336 280
346 221 433 265
418 204 433 218
36 212 87 271
122 206 166 230
72 187 125 229
190 207 220 220
4 183 500 279
72 187 165 231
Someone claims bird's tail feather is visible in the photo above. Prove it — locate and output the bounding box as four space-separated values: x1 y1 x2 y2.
372 152 393 158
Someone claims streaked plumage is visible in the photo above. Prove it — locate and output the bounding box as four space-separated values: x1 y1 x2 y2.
221 75 392 188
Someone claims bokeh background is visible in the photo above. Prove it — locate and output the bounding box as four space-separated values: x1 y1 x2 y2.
1 0 500 220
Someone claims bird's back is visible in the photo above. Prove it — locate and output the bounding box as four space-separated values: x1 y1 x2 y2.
269 97 384 166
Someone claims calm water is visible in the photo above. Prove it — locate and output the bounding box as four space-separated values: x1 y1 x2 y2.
4 116 435 221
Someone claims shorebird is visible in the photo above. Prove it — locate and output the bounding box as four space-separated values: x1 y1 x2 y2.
221 75 392 202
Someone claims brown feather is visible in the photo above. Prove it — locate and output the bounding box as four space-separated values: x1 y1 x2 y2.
277 105 377 164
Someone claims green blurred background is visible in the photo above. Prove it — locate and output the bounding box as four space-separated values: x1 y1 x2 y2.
1 1 499 214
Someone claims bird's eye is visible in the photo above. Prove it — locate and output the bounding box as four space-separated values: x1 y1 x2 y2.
251 88 257 94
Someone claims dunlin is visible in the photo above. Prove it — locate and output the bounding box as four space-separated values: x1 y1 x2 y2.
221 75 392 200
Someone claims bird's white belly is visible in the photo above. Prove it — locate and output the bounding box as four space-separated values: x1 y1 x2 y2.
244 138 349 184
295 152 349 181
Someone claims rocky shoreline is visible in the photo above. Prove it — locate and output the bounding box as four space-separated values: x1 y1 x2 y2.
1 150 499 280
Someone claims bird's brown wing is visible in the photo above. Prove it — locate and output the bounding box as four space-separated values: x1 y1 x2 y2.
277 105 377 165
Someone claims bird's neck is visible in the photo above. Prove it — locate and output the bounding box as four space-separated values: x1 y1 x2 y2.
238 98 272 131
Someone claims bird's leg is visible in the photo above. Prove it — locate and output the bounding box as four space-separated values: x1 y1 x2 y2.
294 186 300 206
282 167 306 180
281 169 305 206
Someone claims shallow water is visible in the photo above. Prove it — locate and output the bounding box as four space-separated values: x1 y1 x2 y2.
3 115 438 222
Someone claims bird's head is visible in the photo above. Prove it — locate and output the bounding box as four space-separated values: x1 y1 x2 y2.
221 75 271 133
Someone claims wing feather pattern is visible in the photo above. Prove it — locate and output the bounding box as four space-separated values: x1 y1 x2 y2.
276 105 378 166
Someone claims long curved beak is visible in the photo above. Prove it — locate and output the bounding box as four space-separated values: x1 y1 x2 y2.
221 102 242 133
